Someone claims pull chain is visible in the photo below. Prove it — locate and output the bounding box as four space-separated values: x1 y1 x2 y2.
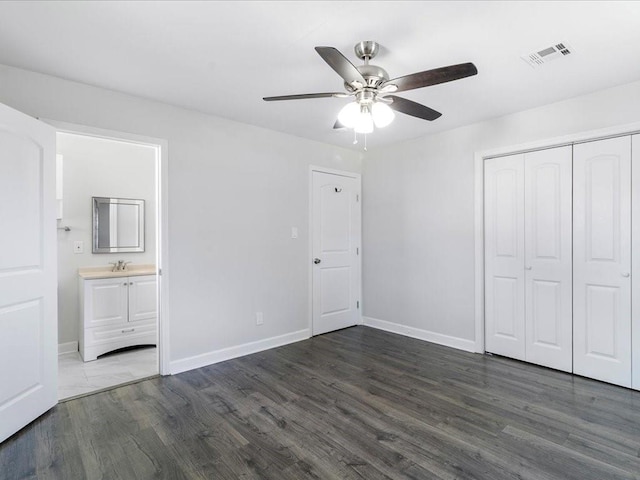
353 130 358 145
364 133 368 151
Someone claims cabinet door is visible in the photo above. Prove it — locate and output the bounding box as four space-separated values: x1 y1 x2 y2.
524 146 573 372
128 274 157 323
573 136 631 387
85 277 128 328
485 154 526 360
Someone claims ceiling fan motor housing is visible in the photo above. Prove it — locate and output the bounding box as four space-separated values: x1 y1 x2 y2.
344 64 390 92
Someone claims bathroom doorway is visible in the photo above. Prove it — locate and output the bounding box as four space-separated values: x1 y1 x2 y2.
51 123 168 400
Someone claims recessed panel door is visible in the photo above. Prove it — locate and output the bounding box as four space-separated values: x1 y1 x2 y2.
631 134 640 391
0 102 57 443
524 146 572 372
484 154 526 360
312 171 360 336
573 136 631 387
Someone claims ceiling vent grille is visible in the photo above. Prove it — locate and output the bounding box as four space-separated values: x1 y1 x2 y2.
521 42 572 68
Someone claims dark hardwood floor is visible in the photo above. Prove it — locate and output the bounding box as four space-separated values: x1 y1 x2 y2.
2 326 640 479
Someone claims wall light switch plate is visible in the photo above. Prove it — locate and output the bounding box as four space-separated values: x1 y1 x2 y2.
73 241 84 254
256 312 264 325
291 227 298 239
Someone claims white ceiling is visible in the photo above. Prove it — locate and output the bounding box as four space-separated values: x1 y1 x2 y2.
0 1 639 150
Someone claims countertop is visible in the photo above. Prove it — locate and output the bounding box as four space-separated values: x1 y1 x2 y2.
78 264 157 279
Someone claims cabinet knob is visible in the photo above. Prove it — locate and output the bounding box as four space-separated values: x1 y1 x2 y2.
525 266 532 270
622 272 630 278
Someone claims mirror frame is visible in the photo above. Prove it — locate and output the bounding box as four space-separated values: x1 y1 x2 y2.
92 196 145 253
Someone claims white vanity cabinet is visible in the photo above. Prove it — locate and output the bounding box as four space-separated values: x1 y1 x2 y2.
79 272 157 361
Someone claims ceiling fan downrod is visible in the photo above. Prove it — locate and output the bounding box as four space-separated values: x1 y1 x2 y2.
354 41 379 65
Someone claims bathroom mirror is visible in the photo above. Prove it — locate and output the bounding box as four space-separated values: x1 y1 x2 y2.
92 197 145 253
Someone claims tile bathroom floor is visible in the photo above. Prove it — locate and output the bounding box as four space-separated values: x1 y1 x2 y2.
58 346 158 400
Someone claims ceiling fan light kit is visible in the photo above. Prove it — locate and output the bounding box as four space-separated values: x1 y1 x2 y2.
263 41 478 144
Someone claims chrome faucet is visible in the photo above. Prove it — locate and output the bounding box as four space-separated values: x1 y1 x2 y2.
110 260 131 272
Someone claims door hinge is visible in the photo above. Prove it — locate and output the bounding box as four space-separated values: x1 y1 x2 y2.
356 247 359 255
357 300 360 309
158 268 162 276
356 194 359 202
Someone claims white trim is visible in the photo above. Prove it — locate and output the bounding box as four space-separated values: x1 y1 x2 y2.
58 341 78 356
308 165 363 335
363 316 476 353
309 165 361 178
632 135 640 391
474 152 485 353
474 120 640 355
43 119 171 376
170 329 310 375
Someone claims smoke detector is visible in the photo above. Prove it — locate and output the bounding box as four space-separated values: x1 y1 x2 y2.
521 42 572 68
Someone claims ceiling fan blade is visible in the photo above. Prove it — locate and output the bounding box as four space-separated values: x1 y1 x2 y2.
315 46 366 87
263 92 349 101
382 62 477 93
388 95 442 121
333 119 347 130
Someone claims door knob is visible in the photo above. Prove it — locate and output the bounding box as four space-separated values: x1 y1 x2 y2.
313 258 321 264
622 272 630 277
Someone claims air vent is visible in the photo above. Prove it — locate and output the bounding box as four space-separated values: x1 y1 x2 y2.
521 42 573 68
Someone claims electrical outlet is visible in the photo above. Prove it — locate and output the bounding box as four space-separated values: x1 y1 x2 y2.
73 241 84 254
256 312 264 326
291 227 298 239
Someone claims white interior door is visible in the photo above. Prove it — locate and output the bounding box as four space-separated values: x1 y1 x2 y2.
311 170 360 336
631 134 640 391
0 103 57 442
573 136 631 387
484 154 526 360
524 146 572 372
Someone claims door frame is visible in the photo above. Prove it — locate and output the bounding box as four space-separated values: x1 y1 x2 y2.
308 165 362 336
474 120 640 361
43 119 171 375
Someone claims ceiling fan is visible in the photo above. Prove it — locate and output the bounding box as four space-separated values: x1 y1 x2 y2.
263 41 478 134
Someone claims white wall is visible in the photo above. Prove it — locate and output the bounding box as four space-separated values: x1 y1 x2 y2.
0 64 362 370
363 79 640 344
56 133 156 345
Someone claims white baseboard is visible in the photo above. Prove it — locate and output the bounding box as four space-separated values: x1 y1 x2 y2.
362 316 476 353
170 328 311 375
58 341 78 355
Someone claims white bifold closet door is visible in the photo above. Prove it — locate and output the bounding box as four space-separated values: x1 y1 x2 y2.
524 147 573 371
485 154 526 360
633 135 640 391
485 146 572 372
573 136 631 388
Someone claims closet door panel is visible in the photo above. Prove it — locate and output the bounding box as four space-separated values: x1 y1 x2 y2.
632 135 640 391
485 154 525 360
574 136 631 387
524 146 573 372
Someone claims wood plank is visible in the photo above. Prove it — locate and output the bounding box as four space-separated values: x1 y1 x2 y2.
2 326 640 479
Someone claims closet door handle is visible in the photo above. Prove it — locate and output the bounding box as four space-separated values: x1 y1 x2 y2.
622 272 630 278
